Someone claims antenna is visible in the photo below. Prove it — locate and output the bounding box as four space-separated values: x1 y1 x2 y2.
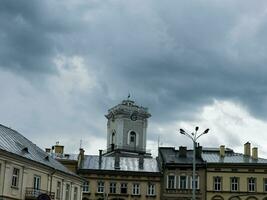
80 139 82 149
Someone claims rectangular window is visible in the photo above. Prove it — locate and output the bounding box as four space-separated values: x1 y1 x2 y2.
264 178 267 192
110 182 116 194
179 176 187 189
167 175 175 189
65 184 70 200
214 177 222 191
97 181 105 193
231 177 238 191
33 176 41 190
56 181 61 199
248 177 256 192
147 183 155 196
82 181 89 193
73 187 78 200
132 183 140 195
120 183 127 194
11 168 20 187
191 176 199 189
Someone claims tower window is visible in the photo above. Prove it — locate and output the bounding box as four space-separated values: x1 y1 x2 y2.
130 132 136 143
111 132 115 144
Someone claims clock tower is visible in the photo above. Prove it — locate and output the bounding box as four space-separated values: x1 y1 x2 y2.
104 98 151 157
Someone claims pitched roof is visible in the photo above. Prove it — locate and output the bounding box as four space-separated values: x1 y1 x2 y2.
159 146 267 165
80 155 160 173
0 124 78 177
159 147 205 165
202 149 267 165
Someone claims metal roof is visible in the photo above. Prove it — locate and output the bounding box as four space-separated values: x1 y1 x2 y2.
159 147 205 164
159 147 267 165
202 151 267 164
80 155 160 173
0 124 78 176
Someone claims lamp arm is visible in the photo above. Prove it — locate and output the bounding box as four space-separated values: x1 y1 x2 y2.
196 132 205 140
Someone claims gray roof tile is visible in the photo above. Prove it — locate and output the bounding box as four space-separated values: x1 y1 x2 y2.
81 155 160 173
0 124 78 176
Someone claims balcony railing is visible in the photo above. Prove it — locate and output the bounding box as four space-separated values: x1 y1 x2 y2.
165 188 201 195
25 188 55 200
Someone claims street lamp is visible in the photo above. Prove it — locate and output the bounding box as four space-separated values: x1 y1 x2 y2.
179 127 209 200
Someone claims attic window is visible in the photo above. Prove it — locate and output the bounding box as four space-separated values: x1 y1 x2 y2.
45 155 49 161
22 147 29 153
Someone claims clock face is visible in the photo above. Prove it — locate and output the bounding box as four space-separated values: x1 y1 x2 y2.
130 113 137 121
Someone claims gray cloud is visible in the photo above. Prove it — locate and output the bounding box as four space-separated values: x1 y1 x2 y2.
1 0 267 152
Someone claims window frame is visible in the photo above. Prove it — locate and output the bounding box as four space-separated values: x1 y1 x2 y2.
248 177 256 192
82 181 90 193
167 175 176 189
147 183 156 196
120 183 127 194
97 181 105 193
65 183 70 200
214 176 222 191
56 181 61 199
11 168 20 188
179 175 187 189
264 178 267 192
33 175 41 190
109 182 116 194
230 177 239 192
73 187 78 200
132 183 140 195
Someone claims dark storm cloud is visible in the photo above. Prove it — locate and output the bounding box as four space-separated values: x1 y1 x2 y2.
1 0 267 146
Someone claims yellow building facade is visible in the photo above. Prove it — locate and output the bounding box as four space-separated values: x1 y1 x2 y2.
0 124 82 200
204 143 267 200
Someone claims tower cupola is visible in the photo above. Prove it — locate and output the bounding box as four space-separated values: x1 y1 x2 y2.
104 98 151 157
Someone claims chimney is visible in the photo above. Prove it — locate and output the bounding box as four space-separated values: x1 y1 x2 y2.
179 146 187 158
45 148 51 153
54 142 64 154
78 148 85 168
220 145 225 157
244 142 251 156
252 147 258 160
99 150 103 169
196 145 202 159
139 153 144 170
114 152 120 170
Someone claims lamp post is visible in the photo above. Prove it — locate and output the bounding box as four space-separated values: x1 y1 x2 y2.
179 127 209 200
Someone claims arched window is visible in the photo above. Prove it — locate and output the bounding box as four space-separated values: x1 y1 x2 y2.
111 132 115 144
130 131 136 143
127 130 139 146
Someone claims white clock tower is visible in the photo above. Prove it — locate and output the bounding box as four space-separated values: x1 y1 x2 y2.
104 98 151 157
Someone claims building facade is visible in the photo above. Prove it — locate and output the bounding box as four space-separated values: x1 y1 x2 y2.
0 124 82 200
158 145 206 200
204 143 267 200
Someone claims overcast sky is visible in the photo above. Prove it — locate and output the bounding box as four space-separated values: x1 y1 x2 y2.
1 0 267 157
